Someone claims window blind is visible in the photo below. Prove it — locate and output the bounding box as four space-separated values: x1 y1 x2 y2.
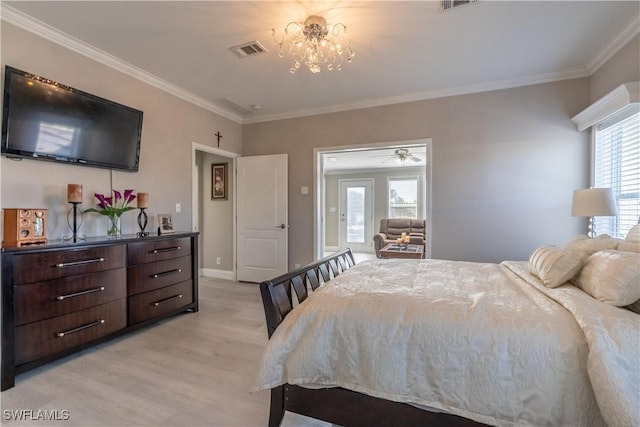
388 178 418 218
593 110 640 238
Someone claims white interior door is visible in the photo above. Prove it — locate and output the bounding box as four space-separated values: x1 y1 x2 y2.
236 154 288 283
339 179 374 253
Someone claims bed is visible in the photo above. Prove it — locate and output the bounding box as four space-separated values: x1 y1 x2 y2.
254 233 640 427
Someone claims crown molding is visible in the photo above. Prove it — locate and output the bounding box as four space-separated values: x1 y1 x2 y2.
586 14 640 74
0 4 243 124
243 68 589 124
571 82 640 131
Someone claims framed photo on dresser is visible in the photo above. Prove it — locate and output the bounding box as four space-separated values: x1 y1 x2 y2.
158 213 174 234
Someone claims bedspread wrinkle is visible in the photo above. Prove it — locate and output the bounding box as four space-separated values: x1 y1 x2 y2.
254 259 635 426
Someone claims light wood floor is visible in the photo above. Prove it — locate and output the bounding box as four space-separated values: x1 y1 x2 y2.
0 277 330 427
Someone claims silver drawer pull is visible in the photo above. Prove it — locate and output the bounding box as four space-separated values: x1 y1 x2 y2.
56 319 105 338
152 294 183 307
56 286 105 301
55 258 105 268
151 246 182 254
152 268 182 279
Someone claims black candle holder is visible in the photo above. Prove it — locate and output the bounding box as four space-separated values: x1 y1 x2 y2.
137 208 149 237
63 202 86 242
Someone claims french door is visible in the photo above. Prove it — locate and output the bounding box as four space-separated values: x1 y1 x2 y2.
339 179 374 253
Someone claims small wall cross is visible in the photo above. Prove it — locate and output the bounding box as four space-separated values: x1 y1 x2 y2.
215 131 223 147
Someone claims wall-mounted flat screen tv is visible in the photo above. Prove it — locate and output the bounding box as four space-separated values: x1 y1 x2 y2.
1 66 143 172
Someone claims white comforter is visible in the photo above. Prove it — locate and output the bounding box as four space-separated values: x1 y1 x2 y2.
254 259 640 426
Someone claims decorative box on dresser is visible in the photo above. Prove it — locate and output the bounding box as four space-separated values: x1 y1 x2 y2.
1 232 198 391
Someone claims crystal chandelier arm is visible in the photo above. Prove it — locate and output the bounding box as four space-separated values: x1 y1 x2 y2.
284 21 302 37
330 23 347 37
271 28 284 47
272 22 302 46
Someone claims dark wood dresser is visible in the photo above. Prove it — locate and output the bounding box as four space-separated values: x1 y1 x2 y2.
1 232 198 391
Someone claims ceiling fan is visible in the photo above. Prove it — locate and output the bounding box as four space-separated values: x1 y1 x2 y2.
373 148 422 165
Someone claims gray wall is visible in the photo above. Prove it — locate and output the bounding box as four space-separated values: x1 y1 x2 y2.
0 23 242 240
324 167 427 249
244 79 591 265
589 34 640 103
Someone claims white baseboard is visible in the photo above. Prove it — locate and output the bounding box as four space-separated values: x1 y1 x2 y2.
200 268 235 281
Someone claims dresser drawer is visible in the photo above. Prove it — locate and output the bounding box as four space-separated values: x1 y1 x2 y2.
127 237 191 266
127 256 192 296
15 299 126 365
14 268 126 326
128 280 193 325
13 245 126 284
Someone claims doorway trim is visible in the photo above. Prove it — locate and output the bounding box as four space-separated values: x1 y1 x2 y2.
314 139 432 260
191 142 240 280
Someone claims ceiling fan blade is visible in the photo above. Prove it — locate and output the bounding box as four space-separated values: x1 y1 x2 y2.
408 155 422 162
381 157 394 163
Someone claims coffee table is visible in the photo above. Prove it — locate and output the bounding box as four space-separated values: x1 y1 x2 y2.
379 243 424 259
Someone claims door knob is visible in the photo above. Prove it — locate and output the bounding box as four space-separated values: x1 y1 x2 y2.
275 224 286 229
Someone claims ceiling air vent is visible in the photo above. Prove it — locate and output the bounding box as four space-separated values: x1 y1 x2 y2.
213 98 254 116
229 41 267 58
440 0 478 12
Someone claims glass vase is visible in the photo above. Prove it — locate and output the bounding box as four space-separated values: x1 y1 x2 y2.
106 215 121 238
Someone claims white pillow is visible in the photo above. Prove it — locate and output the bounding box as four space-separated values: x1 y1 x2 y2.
564 234 621 256
529 246 584 288
575 250 640 306
625 224 640 243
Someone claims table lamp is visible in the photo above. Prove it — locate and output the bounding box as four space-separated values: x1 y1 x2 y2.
571 188 617 237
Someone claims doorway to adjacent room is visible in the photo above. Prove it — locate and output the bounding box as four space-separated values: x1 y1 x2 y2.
315 139 432 261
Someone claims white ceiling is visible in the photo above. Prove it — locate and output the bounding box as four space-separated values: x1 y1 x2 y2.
2 1 639 125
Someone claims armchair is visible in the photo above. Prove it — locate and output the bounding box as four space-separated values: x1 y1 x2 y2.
373 218 426 258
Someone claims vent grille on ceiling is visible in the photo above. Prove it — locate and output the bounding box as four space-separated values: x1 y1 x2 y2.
213 97 254 115
441 0 478 11
229 41 267 58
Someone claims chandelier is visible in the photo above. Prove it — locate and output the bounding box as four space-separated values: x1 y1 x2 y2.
272 15 355 74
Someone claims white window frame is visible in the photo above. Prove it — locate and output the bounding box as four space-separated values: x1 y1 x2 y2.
572 82 639 239
592 107 640 238
387 176 420 219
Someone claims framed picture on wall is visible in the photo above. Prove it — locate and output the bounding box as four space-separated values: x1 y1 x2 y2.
212 163 228 200
158 213 175 234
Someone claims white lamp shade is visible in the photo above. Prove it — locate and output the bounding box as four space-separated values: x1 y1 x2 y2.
571 188 617 217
